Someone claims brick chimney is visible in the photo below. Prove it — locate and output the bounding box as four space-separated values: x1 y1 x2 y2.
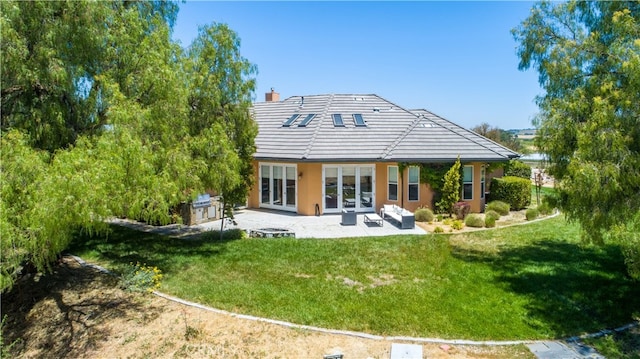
265 88 280 102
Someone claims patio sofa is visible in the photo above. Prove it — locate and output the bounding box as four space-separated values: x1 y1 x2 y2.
380 204 415 229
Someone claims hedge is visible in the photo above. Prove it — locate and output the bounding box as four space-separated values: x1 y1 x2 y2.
504 159 531 179
490 176 531 210
486 200 510 216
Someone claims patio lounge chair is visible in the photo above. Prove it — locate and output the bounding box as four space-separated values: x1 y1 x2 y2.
341 209 356 225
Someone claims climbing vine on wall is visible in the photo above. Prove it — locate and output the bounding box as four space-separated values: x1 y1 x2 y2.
398 162 454 193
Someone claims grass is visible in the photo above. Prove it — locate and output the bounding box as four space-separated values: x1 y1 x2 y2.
585 328 640 359
530 184 556 208
69 216 640 341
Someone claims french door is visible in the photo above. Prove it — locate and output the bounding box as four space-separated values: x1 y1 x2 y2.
260 163 296 211
323 165 375 213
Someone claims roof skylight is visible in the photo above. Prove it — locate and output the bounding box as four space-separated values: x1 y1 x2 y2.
332 114 345 127
353 114 367 127
297 114 316 127
282 114 300 127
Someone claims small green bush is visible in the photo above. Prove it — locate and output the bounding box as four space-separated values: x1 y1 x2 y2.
504 159 531 179
486 200 510 216
451 220 464 230
526 208 540 221
433 226 444 233
491 176 531 210
436 214 443 222
443 218 453 226
201 228 246 241
415 208 435 222
120 262 163 293
485 210 501 221
485 215 496 228
537 202 552 215
465 214 485 228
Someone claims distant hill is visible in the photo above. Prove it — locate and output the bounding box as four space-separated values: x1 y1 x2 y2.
507 128 537 139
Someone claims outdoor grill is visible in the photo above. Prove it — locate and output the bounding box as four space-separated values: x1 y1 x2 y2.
192 194 211 209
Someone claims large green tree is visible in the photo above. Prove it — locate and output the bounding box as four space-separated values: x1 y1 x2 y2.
1 1 257 290
186 24 258 216
513 1 640 277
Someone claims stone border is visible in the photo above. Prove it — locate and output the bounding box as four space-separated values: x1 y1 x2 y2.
66 248 638 346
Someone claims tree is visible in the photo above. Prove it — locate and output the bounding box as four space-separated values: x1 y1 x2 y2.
0 1 181 152
471 123 522 152
0 1 258 290
513 1 640 277
436 157 461 214
186 24 258 221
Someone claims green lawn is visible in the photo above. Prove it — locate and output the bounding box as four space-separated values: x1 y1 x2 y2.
530 184 556 207
69 216 640 341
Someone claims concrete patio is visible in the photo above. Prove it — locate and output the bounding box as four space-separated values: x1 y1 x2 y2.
198 208 426 239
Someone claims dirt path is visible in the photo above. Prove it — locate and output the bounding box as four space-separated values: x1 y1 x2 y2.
2 257 535 358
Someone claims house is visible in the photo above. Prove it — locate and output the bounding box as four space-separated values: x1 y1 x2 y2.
247 91 519 216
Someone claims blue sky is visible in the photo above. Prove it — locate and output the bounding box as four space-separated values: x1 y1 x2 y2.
173 1 542 130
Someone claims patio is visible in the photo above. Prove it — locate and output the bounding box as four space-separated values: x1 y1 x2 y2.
198 208 426 239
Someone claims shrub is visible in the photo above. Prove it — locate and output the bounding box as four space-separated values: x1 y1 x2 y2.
451 220 464 230
443 218 453 226
415 208 435 222
486 200 510 216
485 215 496 228
464 214 485 228
436 214 443 222
485 210 501 221
537 201 552 215
453 201 471 220
504 159 531 179
490 176 531 210
433 226 444 233
120 262 163 293
436 157 461 214
526 208 540 221
201 228 246 241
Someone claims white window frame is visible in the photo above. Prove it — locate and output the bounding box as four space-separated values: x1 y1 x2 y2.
408 166 420 201
462 165 474 201
388 165 398 201
322 164 376 213
480 166 486 199
259 162 297 212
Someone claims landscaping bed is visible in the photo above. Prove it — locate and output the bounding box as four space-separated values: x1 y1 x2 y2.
416 209 532 234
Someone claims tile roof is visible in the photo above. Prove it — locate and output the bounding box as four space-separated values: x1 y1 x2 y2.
251 94 520 163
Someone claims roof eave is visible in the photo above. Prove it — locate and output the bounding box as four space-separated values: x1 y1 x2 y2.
253 155 519 163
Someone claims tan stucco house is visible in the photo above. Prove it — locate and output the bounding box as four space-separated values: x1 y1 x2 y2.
247 91 519 216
